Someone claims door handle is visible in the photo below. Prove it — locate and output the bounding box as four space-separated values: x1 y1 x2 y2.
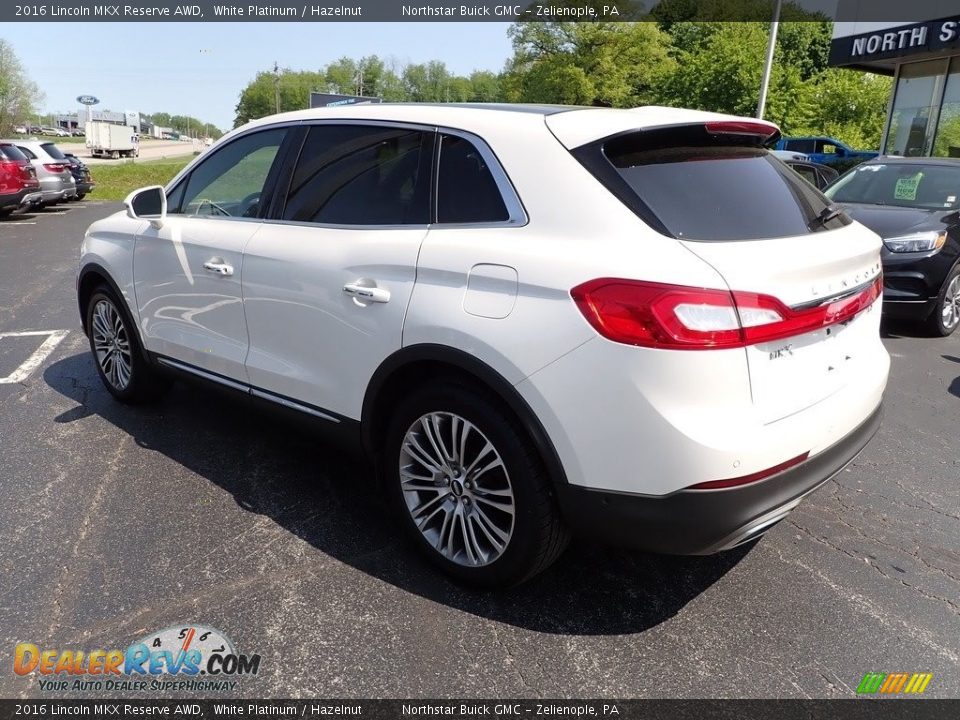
343 282 390 304
203 260 234 277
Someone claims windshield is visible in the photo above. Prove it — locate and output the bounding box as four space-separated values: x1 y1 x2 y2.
826 163 960 210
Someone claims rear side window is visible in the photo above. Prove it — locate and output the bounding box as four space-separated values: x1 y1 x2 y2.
0 144 28 162
40 143 66 160
283 125 431 226
437 135 509 224
575 126 847 241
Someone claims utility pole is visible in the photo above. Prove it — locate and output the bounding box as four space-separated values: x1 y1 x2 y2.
756 0 782 120
356 67 364 96
273 61 281 114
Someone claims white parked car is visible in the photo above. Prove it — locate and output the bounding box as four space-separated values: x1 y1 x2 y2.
77 104 889 586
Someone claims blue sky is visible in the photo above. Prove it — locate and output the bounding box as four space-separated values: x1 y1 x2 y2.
7 23 514 131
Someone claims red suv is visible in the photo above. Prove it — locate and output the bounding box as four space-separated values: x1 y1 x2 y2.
0 142 41 217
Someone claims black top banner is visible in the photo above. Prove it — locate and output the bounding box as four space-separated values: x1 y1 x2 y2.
0 0 953 23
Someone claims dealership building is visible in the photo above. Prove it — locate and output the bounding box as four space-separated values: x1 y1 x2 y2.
830 6 960 157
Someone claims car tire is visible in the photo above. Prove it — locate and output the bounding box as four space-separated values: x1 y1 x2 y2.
85 286 169 403
76 194 86 201
925 264 960 337
0 208 12 218
384 380 569 587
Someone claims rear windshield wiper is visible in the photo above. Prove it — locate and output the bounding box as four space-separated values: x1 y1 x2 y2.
809 205 843 230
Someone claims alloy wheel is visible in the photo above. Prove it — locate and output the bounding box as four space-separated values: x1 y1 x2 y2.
91 298 133 390
399 412 515 567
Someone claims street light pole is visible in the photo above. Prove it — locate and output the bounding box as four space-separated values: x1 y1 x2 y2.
756 0 783 120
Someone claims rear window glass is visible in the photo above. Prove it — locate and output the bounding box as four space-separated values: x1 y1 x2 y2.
0 144 28 162
40 143 66 160
577 127 847 241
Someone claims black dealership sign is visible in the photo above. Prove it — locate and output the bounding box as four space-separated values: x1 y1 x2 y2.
829 16 960 68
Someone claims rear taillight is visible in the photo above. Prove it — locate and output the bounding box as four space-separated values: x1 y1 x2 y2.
570 276 881 351
0 160 17 181
43 163 68 172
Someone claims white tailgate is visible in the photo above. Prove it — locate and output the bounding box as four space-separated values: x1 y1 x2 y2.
680 222 883 423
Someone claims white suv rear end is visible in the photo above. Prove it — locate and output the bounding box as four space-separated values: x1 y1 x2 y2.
77 104 888 586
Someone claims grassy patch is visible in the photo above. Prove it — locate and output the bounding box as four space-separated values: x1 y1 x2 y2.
90 159 191 200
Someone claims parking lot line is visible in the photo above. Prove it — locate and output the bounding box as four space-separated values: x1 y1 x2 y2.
0 330 70 384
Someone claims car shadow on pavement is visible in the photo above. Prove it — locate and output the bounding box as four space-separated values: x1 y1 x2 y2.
44 352 752 636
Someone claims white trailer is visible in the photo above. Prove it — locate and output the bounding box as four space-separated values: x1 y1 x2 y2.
85 121 139 159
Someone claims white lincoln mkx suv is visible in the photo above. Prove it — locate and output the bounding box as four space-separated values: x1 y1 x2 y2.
77 104 889 586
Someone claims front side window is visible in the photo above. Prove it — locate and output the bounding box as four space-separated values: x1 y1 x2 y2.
786 139 815 153
437 134 509 224
176 128 285 218
282 125 430 226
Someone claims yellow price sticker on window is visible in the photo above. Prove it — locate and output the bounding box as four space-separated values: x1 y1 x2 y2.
894 173 923 201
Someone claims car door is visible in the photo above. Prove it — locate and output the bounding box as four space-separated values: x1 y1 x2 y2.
241 123 434 419
132 126 289 382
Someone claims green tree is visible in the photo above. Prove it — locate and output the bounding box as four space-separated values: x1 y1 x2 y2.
796 69 892 149
234 68 325 126
468 71 501 102
0 39 41 135
503 22 675 106
657 23 815 131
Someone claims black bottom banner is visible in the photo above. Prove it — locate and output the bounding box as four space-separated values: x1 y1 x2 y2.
0 700 957 720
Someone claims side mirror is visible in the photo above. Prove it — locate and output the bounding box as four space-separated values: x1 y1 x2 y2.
835 147 847 157
124 185 166 229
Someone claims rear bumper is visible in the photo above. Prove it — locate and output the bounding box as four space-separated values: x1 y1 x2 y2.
1 187 38 211
555 403 882 555
21 191 42 207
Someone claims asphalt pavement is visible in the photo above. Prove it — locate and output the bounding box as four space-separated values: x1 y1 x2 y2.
0 202 958 699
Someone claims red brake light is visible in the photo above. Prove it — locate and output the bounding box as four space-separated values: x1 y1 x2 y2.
43 163 67 172
571 276 881 350
704 120 779 141
686 452 810 490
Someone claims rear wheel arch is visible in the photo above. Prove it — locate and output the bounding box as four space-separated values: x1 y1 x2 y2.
361 345 569 490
